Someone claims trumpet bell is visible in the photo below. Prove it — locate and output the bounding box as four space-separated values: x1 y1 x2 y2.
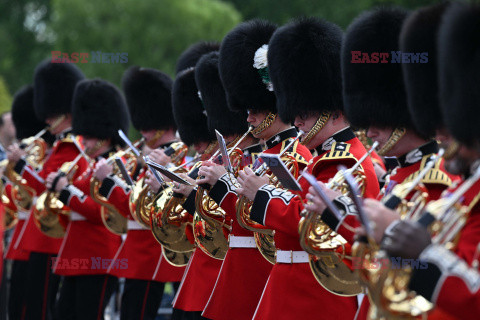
193 212 229 260
100 207 127 234
162 247 192 267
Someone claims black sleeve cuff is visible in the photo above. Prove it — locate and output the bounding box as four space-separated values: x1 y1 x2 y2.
182 189 197 216
58 187 72 206
409 262 442 301
250 186 270 226
209 173 236 206
321 207 340 230
14 158 27 175
99 176 116 198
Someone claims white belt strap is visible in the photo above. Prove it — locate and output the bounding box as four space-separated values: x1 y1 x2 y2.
229 235 257 248
128 220 147 230
17 211 29 220
276 250 309 264
70 211 86 221
32 196 38 206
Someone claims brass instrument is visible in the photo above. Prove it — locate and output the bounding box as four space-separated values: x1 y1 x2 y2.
33 153 85 238
1 128 49 229
353 150 451 319
89 139 145 235
236 131 303 264
129 141 188 229
298 142 379 296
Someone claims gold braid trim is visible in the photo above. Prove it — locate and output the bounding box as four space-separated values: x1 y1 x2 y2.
146 130 165 148
377 127 406 156
443 140 460 161
204 140 218 156
301 111 331 146
251 112 277 135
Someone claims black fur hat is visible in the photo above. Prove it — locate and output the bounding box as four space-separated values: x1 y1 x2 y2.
268 17 344 123
175 41 220 74
122 66 175 131
401 2 451 138
195 52 248 137
11 85 46 140
33 59 85 121
172 68 214 145
219 19 277 113
72 79 130 147
342 7 411 130
439 3 480 146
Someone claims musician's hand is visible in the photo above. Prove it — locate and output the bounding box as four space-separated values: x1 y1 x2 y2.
357 199 401 244
236 167 269 201
145 170 161 193
7 143 26 163
45 172 68 192
197 161 226 186
172 173 195 197
381 220 431 260
93 158 113 181
149 149 172 167
304 184 341 213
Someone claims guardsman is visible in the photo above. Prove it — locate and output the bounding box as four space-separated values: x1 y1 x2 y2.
94 67 186 320
229 18 375 319
46 79 128 318
4 84 53 320
193 50 268 320
7 60 87 320
169 48 222 320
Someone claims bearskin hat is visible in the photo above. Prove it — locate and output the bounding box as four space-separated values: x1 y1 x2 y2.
342 8 412 131
219 19 277 113
439 3 480 146
175 41 220 75
172 68 214 145
72 79 130 147
400 2 451 138
268 17 344 123
122 66 175 132
195 52 248 137
33 59 85 121
11 85 46 140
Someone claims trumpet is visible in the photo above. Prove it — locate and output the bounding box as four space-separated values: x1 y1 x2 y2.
33 152 85 238
236 130 304 264
193 128 253 260
298 142 378 296
353 150 449 319
89 138 145 235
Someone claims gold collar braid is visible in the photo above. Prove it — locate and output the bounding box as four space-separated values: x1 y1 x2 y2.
377 127 406 156
203 140 218 156
146 130 165 148
251 112 277 136
301 111 331 146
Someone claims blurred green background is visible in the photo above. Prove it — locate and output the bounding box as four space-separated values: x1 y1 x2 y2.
0 0 438 114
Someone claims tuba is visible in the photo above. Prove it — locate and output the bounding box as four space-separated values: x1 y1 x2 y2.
193 129 253 260
353 150 450 319
89 139 144 235
235 131 303 264
33 152 86 238
129 141 188 229
298 142 378 296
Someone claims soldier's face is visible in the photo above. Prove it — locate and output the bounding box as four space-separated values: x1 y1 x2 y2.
83 137 109 158
367 127 394 153
247 110 268 138
193 141 210 154
445 145 479 176
294 113 320 149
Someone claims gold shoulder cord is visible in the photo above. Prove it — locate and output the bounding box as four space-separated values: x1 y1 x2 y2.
377 127 406 156
251 112 277 135
301 111 331 146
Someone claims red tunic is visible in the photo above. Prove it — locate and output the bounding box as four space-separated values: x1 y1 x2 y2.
100 168 186 281
202 138 310 320
249 128 378 320
14 134 89 255
53 168 121 276
4 181 30 261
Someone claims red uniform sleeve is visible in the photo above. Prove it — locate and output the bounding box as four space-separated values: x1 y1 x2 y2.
98 175 132 219
209 172 239 220
409 244 480 319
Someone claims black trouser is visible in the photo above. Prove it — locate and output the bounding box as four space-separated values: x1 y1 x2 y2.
8 259 29 320
120 279 164 320
171 309 210 320
24 252 61 320
55 274 118 320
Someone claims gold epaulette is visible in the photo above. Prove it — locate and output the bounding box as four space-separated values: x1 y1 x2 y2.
312 142 359 172
281 139 309 166
403 154 452 187
60 133 77 144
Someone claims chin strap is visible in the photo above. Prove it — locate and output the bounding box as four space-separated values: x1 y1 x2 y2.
377 127 406 156
301 111 331 146
146 130 165 148
251 112 277 136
